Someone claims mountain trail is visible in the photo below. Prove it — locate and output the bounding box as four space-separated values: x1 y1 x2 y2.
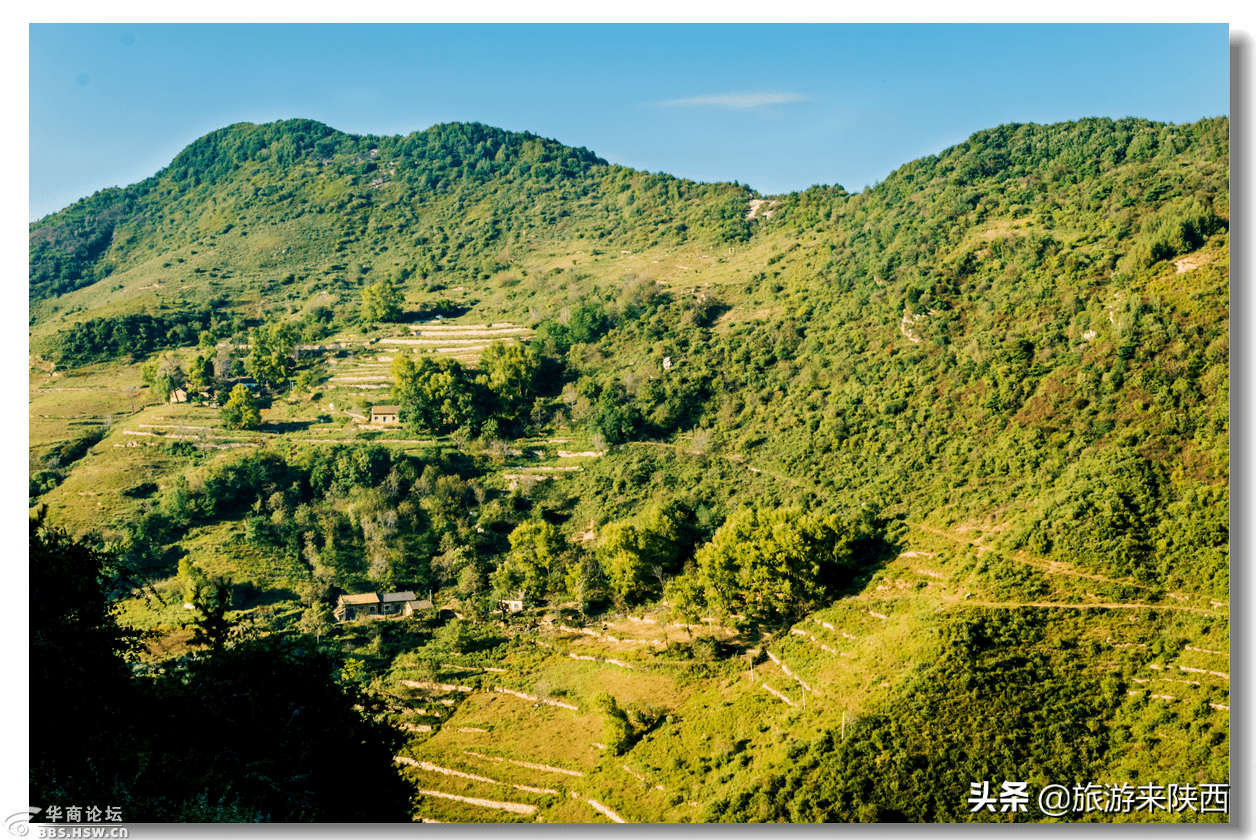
464 751 584 778
915 523 1201 605
951 598 1222 617
399 758 559 795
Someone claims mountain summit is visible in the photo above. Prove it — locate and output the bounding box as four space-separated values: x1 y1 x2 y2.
29 114 1229 823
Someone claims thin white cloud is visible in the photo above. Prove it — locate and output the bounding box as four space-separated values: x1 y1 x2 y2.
655 91 810 110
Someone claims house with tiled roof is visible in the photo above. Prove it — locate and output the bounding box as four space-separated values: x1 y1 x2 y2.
370 405 401 424
334 592 381 622
333 590 432 621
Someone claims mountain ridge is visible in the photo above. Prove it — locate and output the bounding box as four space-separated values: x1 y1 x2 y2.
31 114 1227 313
28 112 1229 823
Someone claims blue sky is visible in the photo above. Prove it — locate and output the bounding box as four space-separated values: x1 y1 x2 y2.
29 23 1230 221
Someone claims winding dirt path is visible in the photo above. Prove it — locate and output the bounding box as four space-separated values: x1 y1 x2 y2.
400 758 558 795
464 751 584 778
395 758 540 815
952 598 1222 617
570 792 626 822
915 523 1210 609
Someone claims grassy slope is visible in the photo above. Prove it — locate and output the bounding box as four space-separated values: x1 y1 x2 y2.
28 115 1228 822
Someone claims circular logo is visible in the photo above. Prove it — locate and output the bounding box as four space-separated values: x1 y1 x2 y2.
4 811 39 838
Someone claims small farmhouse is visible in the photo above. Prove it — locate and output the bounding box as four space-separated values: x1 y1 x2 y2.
334 592 382 621
380 591 418 615
371 404 401 424
334 590 431 621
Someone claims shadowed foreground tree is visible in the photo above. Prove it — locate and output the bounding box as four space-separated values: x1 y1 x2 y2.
29 511 414 822
187 574 234 651
130 636 413 821
30 510 151 811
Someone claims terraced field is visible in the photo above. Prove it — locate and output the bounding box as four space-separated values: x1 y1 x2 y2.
379 322 533 366
309 321 533 418
379 522 1228 823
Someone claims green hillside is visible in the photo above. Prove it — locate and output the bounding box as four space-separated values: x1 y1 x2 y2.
29 115 1228 823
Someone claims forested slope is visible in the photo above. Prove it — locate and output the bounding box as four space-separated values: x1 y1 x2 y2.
29 114 1228 823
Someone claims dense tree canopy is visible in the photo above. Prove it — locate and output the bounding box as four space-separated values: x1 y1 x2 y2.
30 513 413 821
220 383 261 429
360 279 403 323
493 519 565 606
246 320 298 388
690 506 853 626
391 355 486 433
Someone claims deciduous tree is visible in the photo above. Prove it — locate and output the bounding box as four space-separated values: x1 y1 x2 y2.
246 320 297 388
597 522 650 607
391 355 486 433
695 506 852 627
220 383 261 429
479 339 540 419
492 519 564 605
360 279 403 323
299 603 335 642
187 353 214 393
